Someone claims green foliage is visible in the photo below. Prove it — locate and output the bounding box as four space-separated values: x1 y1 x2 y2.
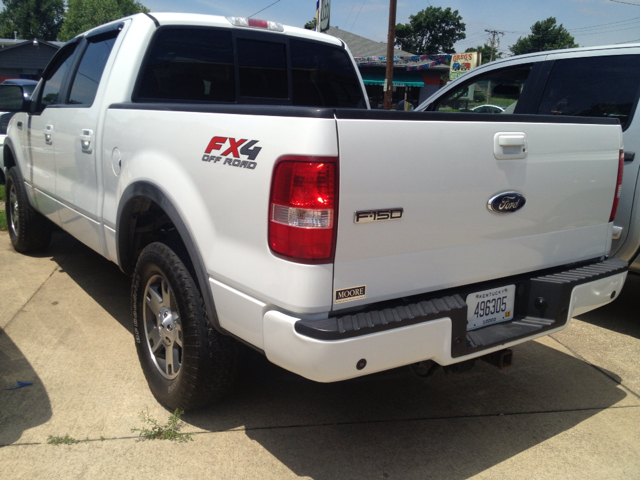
509 17 578 56
465 44 502 64
0 0 64 40
47 434 81 445
58 0 149 41
131 409 193 442
304 18 316 30
395 6 466 55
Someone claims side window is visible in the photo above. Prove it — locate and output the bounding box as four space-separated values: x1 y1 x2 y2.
290 39 365 108
40 44 77 107
237 38 287 99
68 33 118 106
434 65 533 114
136 28 235 102
538 55 640 130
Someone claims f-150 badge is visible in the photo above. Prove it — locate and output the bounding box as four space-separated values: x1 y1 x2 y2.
487 192 526 214
354 208 403 223
201 136 261 169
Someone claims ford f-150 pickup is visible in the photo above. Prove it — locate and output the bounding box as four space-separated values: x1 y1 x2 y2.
0 13 629 410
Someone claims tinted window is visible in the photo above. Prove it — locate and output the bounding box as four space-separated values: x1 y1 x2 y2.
237 38 287 98
435 65 533 114
137 28 236 102
41 44 77 106
290 39 365 108
69 35 118 105
538 55 640 130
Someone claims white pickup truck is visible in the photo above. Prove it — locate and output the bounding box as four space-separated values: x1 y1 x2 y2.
0 13 629 411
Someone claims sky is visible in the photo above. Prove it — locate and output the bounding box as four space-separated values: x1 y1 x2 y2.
142 0 640 56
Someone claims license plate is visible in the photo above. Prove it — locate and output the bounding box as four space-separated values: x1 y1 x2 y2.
466 285 516 331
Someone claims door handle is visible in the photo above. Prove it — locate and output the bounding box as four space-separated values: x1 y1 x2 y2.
44 124 53 145
17 121 23 129
494 132 527 160
80 129 93 153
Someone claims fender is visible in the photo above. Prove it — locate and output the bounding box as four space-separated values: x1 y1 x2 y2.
116 181 223 332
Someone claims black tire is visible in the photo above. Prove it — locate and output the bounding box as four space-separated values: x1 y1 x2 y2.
132 242 240 410
5 167 52 253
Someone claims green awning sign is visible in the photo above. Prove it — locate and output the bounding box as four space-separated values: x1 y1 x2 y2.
360 72 425 88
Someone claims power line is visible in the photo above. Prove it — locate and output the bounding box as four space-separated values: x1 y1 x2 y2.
611 0 640 5
350 0 368 31
249 0 282 18
485 29 504 61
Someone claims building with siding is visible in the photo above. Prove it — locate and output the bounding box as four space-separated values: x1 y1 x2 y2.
0 39 62 83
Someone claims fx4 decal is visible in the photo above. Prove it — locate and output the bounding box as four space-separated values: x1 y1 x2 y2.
202 136 262 170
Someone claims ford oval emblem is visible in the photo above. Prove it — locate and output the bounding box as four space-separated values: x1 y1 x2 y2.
487 191 526 214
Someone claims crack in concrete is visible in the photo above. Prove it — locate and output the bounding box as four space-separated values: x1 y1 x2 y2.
2 404 639 447
549 333 640 401
2 256 69 331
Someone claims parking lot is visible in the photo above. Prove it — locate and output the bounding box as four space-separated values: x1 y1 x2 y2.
1 229 639 479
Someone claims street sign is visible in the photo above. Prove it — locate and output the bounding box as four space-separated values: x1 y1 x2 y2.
450 52 479 81
318 0 330 32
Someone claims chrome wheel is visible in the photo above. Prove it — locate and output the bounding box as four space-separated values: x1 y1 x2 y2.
8 182 19 238
143 274 183 379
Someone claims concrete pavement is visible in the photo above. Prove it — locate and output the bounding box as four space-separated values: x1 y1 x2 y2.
0 230 639 479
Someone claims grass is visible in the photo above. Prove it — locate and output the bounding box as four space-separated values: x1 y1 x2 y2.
131 408 193 442
47 434 81 446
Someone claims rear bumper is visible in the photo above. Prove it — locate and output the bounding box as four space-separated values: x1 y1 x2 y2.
263 258 628 382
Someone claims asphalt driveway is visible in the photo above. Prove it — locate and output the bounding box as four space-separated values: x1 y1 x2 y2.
1 230 639 479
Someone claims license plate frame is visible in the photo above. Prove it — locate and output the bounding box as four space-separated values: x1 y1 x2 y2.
466 285 516 331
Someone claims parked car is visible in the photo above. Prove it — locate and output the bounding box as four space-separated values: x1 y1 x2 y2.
470 104 505 114
418 43 640 272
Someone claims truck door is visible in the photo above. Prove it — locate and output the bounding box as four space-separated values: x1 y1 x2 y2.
51 27 121 254
26 43 79 225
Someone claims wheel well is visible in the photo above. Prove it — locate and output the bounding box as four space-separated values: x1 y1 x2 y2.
119 197 191 276
2 144 17 185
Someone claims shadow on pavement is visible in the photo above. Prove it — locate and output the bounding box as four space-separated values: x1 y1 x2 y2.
182 339 626 479
0 331 51 446
26 231 630 477
47 231 132 334
576 272 640 339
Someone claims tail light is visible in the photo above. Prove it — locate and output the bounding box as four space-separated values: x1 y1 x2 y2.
609 150 624 222
226 17 284 32
269 156 338 263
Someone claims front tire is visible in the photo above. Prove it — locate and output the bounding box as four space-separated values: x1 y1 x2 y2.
5 167 52 252
132 242 239 410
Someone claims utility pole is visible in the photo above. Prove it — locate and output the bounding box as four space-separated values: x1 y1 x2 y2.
485 29 504 62
383 0 398 110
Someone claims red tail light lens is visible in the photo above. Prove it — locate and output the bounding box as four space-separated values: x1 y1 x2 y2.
269 156 338 263
609 150 624 222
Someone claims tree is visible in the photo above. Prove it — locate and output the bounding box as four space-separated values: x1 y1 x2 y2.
304 18 316 30
59 0 149 41
395 7 465 55
509 17 578 56
0 0 64 40
465 44 502 65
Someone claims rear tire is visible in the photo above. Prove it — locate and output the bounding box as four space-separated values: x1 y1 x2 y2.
132 242 240 410
5 167 52 252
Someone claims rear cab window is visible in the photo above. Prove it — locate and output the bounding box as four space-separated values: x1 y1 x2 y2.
134 26 366 108
537 55 640 130
432 65 534 114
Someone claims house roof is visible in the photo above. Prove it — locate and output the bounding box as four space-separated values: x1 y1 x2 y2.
325 27 414 58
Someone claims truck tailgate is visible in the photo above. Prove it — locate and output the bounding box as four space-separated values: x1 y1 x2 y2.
332 111 622 310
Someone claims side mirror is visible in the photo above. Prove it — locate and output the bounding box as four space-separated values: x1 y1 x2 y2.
0 85 29 112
